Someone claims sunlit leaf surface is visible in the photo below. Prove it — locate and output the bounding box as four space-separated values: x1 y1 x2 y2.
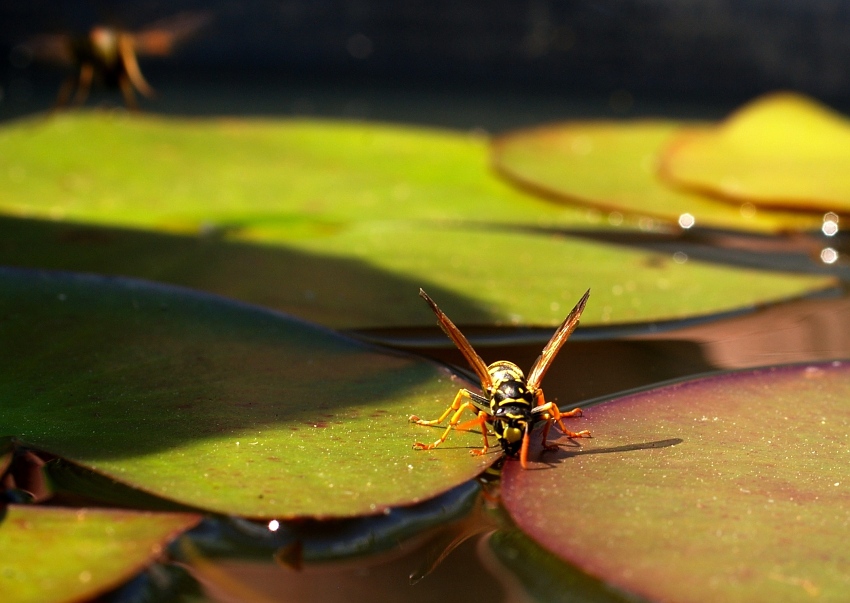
0 217 835 330
659 93 850 213
0 505 199 603
492 120 820 232
0 268 493 518
0 112 590 230
502 361 850 603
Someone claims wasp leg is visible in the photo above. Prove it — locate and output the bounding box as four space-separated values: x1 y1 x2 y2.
536 400 591 450
411 389 489 455
72 62 94 106
535 389 582 417
520 424 532 469
410 388 474 426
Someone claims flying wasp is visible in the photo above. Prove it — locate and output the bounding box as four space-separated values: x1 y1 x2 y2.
23 12 210 110
410 289 591 468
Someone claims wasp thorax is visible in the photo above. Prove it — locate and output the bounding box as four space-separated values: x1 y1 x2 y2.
487 360 526 386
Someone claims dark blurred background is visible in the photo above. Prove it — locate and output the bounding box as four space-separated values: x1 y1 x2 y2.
2 0 850 129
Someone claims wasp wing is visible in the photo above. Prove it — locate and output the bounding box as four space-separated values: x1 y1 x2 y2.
131 11 213 56
527 289 590 390
419 288 493 391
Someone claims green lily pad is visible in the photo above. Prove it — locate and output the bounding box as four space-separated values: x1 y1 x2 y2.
660 93 850 213
0 112 590 230
492 120 821 232
0 505 199 603
0 217 835 331
0 268 493 518
502 361 850 602
258 222 836 327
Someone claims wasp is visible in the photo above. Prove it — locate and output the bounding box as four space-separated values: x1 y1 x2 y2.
24 12 210 110
410 289 591 468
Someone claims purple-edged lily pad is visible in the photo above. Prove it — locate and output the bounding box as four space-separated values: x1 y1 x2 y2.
503 361 850 602
0 505 199 603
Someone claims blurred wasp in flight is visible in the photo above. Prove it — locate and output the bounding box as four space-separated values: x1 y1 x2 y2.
23 11 211 110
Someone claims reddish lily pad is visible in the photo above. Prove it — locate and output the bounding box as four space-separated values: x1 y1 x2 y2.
0 505 199 603
0 268 493 519
492 120 821 232
503 361 850 602
659 93 850 213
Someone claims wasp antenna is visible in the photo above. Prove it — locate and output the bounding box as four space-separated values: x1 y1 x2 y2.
419 288 493 390
526 289 590 389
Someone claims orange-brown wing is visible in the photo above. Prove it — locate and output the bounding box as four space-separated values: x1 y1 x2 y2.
131 11 213 56
527 289 590 390
419 289 493 391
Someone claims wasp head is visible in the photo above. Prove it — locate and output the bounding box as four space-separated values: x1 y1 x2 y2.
492 403 531 455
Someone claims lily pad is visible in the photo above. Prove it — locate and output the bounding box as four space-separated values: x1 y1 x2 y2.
659 93 850 213
0 505 199 603
0 217 836 331
0 112 590 230
492 120 821 232
502 361 850 602
0 268 493 518
261 222 836 327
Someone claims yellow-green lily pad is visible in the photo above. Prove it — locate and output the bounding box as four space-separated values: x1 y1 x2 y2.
0 505 199 603
503 361 850 602
659 93 850 213
0 111 590 230
492 120 821 232
0 268 492 518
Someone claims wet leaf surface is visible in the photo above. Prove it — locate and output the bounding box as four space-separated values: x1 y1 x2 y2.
492 120 820 232
0 268 493 518
0 217 835 331
0 505 199 603
0 112 590 230
659 93 850 213
502 361 850 603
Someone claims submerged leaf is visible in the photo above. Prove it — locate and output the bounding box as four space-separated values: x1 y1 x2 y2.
0 268 493 518
503 361 850 602
492 120 820 232
659 93 850 213
0 505 199 603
